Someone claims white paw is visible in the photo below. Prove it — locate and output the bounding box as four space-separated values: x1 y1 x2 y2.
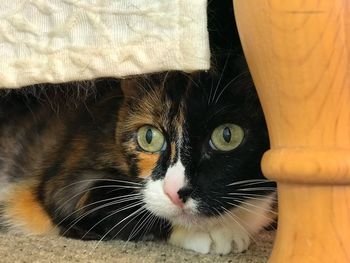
210 226 251 254
168 225 251 255
169 226 212 254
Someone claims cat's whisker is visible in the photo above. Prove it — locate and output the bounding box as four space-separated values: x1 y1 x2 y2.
237 187 277 192
226 192 277 198
54 178 142 195
55 193 142 230
232 198 278 215
214 70 249 104
225 201 277 224
226 179 271 187
142 213 158 239
125 211 159 245
54 184 141 215
125 210 153 242
208 195 258 246
208 77 214 105
218 205 258 246
222 195 278 204
61 198 143 237
82 201 145 241
207 104 235 121
211 53 231 104
108 209 151 248
93 205 147 250
181 72 199 88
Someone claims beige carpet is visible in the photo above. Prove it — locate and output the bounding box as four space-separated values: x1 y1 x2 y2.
0 231 274 263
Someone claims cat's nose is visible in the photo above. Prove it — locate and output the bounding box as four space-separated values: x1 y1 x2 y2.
177 187 192 203
164 187 185 208
164 186 193 208
163 161 189 208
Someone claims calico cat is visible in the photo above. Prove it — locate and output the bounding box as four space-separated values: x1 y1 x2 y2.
0 0 276 255
0 68 276 255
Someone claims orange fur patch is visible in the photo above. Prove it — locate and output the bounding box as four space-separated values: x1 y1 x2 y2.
137 152 159 178
6 185 56 235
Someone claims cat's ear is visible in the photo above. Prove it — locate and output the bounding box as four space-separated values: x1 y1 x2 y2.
120 78 140 99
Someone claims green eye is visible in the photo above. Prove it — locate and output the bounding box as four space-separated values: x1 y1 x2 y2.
137 125 165 153
210 123 244 151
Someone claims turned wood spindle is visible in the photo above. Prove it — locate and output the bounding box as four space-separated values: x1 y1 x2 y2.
233 1 350 262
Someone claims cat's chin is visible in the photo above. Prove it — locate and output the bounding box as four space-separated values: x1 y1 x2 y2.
169 209 200 227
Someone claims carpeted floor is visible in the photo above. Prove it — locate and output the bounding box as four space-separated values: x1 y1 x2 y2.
0 231 274 263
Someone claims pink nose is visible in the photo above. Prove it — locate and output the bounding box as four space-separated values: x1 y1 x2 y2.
163 162 186 208
164 188 184 208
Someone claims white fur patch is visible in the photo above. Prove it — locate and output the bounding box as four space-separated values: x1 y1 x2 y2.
169 226 212 254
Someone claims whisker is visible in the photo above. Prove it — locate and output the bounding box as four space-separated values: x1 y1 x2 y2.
211 53 231 104
208 77 214 105
237 187 276 192
222 195 278 204
226 192 277 199
83 202 144 240
54 184 140 214
142 213 158 239
225 201 277 223
181 72 199 88
61 198 143 237
207 195 257 245
126 211 153 242
55 193 142 229
217 205 258 245
232 198 278 215
93 205 147 249
108 209 150 245
214 71 249 104
227 179 271 187
55 178 142 195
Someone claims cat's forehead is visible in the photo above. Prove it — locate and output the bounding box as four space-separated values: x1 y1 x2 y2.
121 71 255 133
120 80 186 135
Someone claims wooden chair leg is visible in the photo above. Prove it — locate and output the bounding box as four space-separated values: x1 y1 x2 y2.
233 1 350 262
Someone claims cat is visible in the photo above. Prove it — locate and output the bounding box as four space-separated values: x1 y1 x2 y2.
0 0 276 255
0 67 276 255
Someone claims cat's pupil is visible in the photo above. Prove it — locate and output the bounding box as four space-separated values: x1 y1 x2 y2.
146 129 153 144
223 127 231 143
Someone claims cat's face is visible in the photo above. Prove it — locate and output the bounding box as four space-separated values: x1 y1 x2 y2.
117 72 273 227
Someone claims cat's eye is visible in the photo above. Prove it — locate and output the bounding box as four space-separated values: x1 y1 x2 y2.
137 125 165 153
210 123 244 151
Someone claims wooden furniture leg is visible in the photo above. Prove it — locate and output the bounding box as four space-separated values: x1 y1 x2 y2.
233 1 350 262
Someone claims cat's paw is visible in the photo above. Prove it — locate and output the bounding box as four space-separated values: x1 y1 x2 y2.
210 226 250 254
168 225 251 255
169 226 212 254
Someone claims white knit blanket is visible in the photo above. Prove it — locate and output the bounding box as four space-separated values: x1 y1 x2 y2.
0 0 210 88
